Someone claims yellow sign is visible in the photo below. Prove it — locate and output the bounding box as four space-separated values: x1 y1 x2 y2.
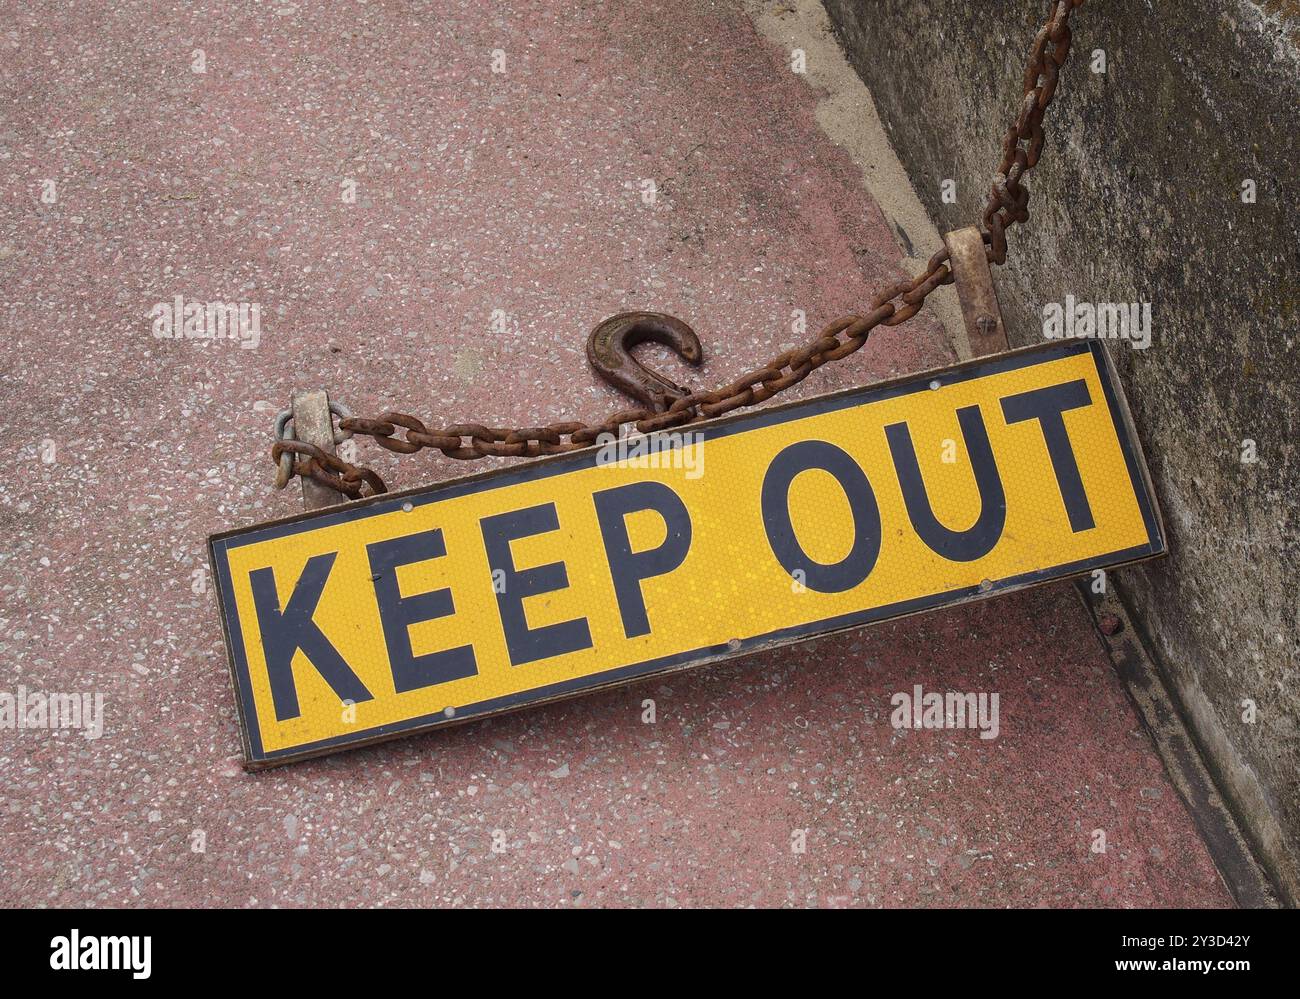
211 340 1163 767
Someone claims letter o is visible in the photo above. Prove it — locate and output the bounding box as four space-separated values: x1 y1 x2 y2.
760 440 881 593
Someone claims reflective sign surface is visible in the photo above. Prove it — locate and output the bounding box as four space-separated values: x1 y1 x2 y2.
210 339 1164 767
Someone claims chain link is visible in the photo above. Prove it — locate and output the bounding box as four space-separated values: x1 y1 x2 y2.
274 0 1086 498
983 0 1085 264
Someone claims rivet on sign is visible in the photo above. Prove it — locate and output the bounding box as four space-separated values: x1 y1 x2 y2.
727 638 742 651
979 579 993 591
443 706 456 718
402 501 413 513
929 379 941 390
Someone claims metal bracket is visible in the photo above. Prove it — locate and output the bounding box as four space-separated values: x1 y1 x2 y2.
942 226 1009 358
292 390 345 512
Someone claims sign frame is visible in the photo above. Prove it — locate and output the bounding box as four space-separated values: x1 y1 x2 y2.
210 339 1165 769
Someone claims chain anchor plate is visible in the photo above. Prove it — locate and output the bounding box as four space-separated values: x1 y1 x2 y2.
942 226 1010 357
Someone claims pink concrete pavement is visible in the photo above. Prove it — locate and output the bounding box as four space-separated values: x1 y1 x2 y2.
0 0 1231 906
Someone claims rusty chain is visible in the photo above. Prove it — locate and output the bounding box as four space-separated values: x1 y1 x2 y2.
983 0 1084 264
276 0 1086 500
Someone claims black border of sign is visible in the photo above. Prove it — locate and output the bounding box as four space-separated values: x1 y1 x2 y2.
209 338 1165 769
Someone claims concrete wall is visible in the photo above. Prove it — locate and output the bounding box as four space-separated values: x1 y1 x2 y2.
822 0 1299 902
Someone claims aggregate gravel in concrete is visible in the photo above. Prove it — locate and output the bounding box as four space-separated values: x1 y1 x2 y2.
0 0 1231 906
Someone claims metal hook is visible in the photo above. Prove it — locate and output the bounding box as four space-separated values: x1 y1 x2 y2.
586 311 704 413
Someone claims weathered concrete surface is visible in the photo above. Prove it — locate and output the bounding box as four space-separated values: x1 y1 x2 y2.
823 0 1300 900
0 0 1234 907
